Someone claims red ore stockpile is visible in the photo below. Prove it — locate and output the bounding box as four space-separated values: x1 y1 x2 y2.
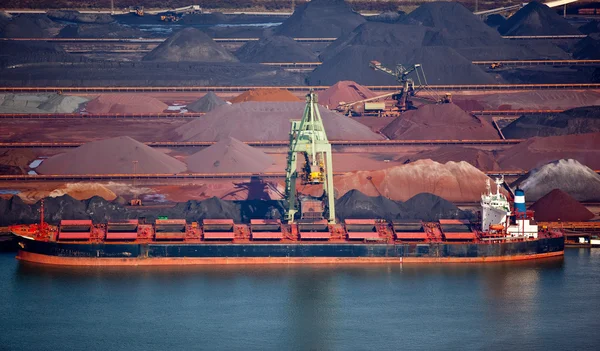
186 137 274 173
497 132 600 170
230 88 301 103
173 102 383 142
395 146 500 171
318 81 378 108
85 94 168 114
381 103 500 140
36 136 187 175
529 189 594 222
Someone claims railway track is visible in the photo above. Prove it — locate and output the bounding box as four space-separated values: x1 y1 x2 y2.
1 84 599 94
0 140 524 149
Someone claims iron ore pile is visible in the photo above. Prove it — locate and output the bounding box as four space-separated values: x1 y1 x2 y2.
1 0 600 230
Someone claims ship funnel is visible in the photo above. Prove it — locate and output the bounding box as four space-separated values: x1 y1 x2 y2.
514 188 526 213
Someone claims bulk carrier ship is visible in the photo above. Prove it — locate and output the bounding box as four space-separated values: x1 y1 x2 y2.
9 92 563 265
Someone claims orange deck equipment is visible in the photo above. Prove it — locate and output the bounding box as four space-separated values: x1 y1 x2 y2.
344 219 381 240
58 220 92 240
250 219 283 240
202 219 235 240
106 220 139 240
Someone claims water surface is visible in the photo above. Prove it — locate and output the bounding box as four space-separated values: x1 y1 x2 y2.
1 250 599 350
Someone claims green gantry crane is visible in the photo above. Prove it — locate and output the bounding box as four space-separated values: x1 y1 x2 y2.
285 90 335 224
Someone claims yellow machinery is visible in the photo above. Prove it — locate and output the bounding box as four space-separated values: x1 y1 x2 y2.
285 91 335 223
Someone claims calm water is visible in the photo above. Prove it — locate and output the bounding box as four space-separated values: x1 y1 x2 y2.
1 250 599 351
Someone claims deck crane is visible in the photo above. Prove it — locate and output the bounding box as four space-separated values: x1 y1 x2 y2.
285 90 335 224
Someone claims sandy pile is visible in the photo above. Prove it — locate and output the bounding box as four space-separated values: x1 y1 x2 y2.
235 35 318 63
502 106 600 138
186 137 274 173
318 81 378 109
529 189 594 222
333 159 496 202
173 102 383 141
516 159 600 202
36 136 187 175
186 92 227 113
275 0 365 38
143 27 238 62
230 88 301 103
395 146 500 171
85 94 168 114
0 149 36 175
0 93 88 113
18 183 117 203
498 2 580 36
381 103 500 140
497 132 600 170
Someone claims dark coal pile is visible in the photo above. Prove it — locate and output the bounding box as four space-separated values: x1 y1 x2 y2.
186 92 227 113
498 1 580 36
143 27 238 62
173 102 383 141
275 0 366 38
36 136 187 175
365 11 406 23
497 66 597 84
335 190 471 222
485 14 506 29
404 1 506 47
0 195 133 227
395 146 500 171
515 159 600 202
308 46 403 86
502 106 600 138
0 195 287 226
0 40 83 68
580 20 600 35
381 103 500 140
0 61 305 87
186 137 274 173
0 14 63 38
319 22 427 62
181 12 229 25
336 189 404 221
47 10 114 24
235 35 318 63
58 23 146 38
310 45 496 86
529 189 594 222
572 36 600 59
401 193 471 222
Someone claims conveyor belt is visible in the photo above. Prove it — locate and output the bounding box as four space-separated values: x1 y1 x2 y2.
1 84 599 93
